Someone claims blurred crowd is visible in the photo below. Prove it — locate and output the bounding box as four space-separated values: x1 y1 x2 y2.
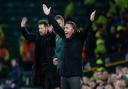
0 60 128 89
81 66 128 89
78 10 128 70
0 59 22 89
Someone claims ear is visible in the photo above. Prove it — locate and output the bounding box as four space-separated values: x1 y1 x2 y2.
72 28 76 33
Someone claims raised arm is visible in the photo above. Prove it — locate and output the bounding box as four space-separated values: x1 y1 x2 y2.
79 10 96 41
42 4 65 38
21 17 36 41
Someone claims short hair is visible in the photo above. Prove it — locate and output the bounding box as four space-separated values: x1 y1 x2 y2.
55 15 64 21
66 21 77 31
38 20 48 27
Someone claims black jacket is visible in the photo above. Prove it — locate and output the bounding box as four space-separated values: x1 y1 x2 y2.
47 15 92 77
9 64 21 84
21 27 55 68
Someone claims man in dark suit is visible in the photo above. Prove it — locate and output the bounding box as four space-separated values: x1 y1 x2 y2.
21 17 56 89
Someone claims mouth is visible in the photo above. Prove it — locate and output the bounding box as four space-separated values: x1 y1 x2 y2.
65 32 68 35
39 32 42 34
65 33 70 38
39 32 44 35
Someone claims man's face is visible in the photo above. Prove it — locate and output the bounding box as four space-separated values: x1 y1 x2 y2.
64 24 75 38
38 24 48 36
56 19 64 28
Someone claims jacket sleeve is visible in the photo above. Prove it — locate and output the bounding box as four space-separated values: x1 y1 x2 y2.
21 27 36 41
79 21 92 42
47 14 65 39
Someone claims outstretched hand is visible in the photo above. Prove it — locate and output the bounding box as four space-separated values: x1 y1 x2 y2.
42 4 51 15
21 17 28 28
90 10 96 21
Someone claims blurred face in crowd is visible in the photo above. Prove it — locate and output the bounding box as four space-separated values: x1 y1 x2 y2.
82 77 89 84
89 80 96 88
94 72 103 80
64 23 75 38
108 74 118 84
116 67 122 74
11 59 17 67
96 86 105 89
114 79 126 89
102 71 109 80
97 79 104 86
38 24 48 36
105 84 113 89
122 67 128 74
56 18 64 28
81 84 91 89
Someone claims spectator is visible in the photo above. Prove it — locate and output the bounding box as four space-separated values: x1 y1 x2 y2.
9 58 22 89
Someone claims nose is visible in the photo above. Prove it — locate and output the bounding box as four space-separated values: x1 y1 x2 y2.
64 28 67 32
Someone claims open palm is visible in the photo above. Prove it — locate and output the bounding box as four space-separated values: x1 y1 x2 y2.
21 17 28 28
90 10 96 21
42 4 51 15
